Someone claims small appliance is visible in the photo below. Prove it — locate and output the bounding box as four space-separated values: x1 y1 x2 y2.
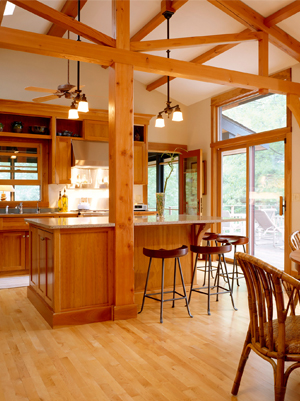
134 204 148 211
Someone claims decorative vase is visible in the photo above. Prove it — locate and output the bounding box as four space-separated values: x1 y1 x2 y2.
156 192 165 217
12 121 23 133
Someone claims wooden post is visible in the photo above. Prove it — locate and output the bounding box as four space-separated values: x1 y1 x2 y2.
109 0 136 320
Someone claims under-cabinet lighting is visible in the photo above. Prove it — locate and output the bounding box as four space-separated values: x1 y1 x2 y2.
4 2 15 16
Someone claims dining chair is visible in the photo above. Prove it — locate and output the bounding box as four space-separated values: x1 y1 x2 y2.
289 230 300 251
232 253 300 401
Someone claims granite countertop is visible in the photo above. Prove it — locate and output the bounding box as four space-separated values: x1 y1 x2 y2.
25 215 245 230
0 212 78 218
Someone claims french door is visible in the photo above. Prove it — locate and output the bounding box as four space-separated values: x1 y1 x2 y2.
218 138 290 271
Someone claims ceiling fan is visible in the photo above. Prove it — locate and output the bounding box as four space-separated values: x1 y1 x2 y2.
25 82 84 103
25 36 84 104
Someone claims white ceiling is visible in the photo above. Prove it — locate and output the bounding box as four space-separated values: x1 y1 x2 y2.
2 0 300 106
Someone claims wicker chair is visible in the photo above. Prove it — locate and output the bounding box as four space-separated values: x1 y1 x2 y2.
232 253 300 401
290 230 300 251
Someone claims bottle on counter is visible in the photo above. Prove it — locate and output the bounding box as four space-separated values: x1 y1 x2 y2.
62 188 68 212
58 191 62 212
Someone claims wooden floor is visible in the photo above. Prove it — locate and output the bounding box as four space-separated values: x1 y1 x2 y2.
0 274 300 400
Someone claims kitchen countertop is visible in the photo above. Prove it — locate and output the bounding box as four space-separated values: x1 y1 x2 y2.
0 212 79 218
25 214 244 230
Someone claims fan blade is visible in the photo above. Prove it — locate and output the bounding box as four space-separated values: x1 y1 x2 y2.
69 85 85 93
25 86 57 94
32 95 59 103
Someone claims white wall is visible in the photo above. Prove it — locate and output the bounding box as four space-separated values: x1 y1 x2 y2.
290 64 300 232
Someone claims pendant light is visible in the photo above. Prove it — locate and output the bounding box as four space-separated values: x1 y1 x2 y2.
155 11 183 128
68 0 89 119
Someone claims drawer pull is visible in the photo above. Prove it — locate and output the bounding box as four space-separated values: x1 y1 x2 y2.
40 237 45 241
22 235 25 238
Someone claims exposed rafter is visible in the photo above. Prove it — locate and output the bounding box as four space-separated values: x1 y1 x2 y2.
146 29 253 92
0 0 7 25
130 0 189 42
265 1 300 27
47 0 88 37
207 0 300 62
2 26 300 96
131 31 262 52
9 0 115 47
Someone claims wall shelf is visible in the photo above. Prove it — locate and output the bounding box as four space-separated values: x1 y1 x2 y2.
0 132 51 140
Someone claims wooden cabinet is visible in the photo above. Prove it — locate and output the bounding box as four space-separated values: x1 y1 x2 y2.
0 231 26 272
83 120 109 141
134 142 147 185
30 227 54 308
55 137 71 184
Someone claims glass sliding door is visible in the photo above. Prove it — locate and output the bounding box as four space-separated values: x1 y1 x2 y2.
250 141 285 269
220 140 285 270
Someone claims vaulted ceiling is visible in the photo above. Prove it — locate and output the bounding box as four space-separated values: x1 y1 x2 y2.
2 0 300 106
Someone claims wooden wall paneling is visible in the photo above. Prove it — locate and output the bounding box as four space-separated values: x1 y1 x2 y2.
109 0 136 320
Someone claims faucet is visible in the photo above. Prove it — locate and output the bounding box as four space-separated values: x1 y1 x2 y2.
15 202 23 214
5 205 9 214
36 202 40 213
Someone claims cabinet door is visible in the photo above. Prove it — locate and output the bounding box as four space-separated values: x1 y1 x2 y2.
0 232 26 272
134 142 147 185
38 229 54 308
55 137 71 184
83 120 109 141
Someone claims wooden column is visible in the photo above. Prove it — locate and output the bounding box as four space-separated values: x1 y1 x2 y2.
109 0 136 320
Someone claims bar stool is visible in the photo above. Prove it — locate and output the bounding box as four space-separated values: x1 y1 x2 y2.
189 243 237 315
138 245 193 323
199 232 219 286
217 235 249 290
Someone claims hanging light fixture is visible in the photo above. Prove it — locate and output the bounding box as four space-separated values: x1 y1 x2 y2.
68 0 89 119
155 11 183 128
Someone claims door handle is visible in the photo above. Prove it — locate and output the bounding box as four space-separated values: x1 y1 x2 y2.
279 196 286 216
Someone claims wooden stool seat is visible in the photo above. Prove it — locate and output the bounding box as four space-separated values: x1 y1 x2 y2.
139 245 193 323
189 243 237 315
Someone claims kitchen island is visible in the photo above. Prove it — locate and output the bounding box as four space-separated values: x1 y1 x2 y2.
26 215 241 327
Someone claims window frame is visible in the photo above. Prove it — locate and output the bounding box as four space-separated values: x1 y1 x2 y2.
0 138 49 207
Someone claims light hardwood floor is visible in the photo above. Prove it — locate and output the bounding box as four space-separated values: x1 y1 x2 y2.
0 276 299 400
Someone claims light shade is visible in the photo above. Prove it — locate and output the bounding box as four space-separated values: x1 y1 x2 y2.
172 106 183 122
78 94 89 113
68 102 79 119
155 114 165 128
0 185 15 201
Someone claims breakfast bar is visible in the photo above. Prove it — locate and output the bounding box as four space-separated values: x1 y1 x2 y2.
26 215 241 327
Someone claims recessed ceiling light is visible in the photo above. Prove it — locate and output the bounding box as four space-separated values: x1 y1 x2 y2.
4 2 16 16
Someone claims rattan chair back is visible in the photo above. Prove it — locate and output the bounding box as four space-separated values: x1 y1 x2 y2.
289 230 300 251
232 252 300 401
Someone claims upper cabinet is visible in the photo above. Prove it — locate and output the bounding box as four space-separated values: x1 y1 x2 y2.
83 120 109 141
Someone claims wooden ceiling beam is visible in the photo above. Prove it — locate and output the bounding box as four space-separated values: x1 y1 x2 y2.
287 94 300 128
259 32 268 78
0 0 7 25
130 0 189 42
131 31 262 52
265 1 300 27
146 29 254 92
9 0 115 46
207 0 300 62
47 0 88 37
2 26 300 96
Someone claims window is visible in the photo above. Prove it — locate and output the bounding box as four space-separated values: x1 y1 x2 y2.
219 93 287 141
0 142 42 201
148 152 179 215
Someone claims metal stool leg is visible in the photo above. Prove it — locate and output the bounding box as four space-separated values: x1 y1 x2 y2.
188 253 198 304
177 257 193 318
222 253 237 311
160 258 165 323
216 255 221 302
138 257 152 314
172 257 177 308
207 254 211 315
